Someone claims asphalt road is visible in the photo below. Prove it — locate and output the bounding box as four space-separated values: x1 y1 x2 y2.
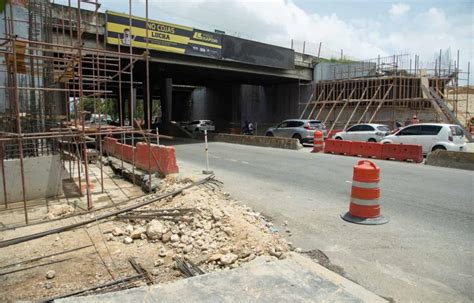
167 139 473 302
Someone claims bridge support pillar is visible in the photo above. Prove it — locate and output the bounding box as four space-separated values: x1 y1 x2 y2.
161 77 172 131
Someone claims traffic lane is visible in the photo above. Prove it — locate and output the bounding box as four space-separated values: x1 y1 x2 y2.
172 141 473 300
175 141 473 226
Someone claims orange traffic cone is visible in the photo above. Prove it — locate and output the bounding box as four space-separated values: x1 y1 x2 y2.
341 160 388 225
312 130 324 153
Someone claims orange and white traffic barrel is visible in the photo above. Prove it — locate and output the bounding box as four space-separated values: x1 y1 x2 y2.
312 130 324 153
341 160 388 225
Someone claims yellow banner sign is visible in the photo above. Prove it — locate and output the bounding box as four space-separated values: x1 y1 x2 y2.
105 11 222 58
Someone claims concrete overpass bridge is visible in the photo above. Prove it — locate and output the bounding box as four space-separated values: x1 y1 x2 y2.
51 4 315 132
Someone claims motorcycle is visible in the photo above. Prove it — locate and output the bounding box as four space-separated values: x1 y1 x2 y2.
242 123 254 135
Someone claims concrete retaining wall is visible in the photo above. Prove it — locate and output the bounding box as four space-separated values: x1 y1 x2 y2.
211 133 302 150
0 155 63 204
425 150 474 171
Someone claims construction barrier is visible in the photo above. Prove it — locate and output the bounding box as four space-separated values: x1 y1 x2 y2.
103 137 117 154
323 139 422 164
115 142 134 163
312 130 324 153
103 137 179 175
323 139 352 155
341 160 388 225
381 143 423 163
350 141 383 159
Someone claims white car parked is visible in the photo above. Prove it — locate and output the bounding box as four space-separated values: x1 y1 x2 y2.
334 124 391 142
381 123 466 154
185 120 215 133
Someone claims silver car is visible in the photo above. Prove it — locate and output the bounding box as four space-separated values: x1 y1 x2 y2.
265 119 327 143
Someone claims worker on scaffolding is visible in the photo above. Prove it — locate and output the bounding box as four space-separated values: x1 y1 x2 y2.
404 115 420 126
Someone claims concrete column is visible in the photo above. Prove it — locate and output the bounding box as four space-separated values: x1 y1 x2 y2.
160 78 172 127
232 84 242 126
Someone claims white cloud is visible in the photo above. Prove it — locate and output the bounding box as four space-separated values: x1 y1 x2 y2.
389 3 410 17
420 7 447 29
115 0 473 69
136 0 388 60
381 6 472 69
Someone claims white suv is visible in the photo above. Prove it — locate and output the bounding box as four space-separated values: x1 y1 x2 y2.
334 124 391 142
381 123 466 154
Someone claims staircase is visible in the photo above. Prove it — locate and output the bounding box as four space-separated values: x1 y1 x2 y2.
421 84 473 142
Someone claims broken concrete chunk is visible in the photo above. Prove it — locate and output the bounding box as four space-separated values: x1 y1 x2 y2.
220 253 238 265
208 254 224 262
170 234 180 243
47 205 75 219
237 248 252 259
45 270 56 279
212 209 223 221
112 227 125 236
131 226 146 239
203 222 212 231
162 231 172 243
183 244 193 254
44 282 53 289
180 235 190 244
125 224 134 234
123 236 133 244
269 247 282 258
146 220 167 240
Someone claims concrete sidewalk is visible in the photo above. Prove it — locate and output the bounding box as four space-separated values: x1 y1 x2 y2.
59 253 386 303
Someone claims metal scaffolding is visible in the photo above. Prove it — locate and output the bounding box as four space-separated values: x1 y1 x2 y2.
300 53 471 137
0 0 156 224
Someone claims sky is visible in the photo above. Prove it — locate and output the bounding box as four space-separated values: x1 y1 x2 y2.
59 0 473 73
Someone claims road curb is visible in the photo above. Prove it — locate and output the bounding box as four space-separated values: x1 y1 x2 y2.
288 252 387 302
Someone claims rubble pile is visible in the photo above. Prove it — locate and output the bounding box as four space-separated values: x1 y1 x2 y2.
0 175 296 300
107 176 291 274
